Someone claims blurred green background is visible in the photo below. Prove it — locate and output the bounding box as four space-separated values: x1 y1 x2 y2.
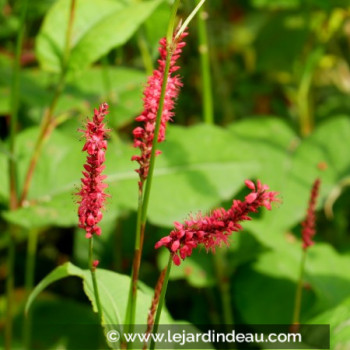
1 0 350 349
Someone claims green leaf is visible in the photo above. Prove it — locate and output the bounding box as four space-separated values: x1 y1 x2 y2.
25 262 84 314
139 124 259 227
0 66 145 128
234 242 350 324
13 298 104 350
311 296 350 350
230 117 350 249
36 0 164 72
157 249 216 288
65 67 145 128
3 124 257 229
26 262 172 326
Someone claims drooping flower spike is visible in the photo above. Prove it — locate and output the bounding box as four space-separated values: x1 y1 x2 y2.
155 180 279 265
131 31 188 189
301 178 321 250
76 103 110 239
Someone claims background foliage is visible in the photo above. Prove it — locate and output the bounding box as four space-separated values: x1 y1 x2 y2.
1 0 350 349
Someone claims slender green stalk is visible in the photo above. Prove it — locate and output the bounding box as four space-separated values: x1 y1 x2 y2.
9 0 28 207
62 0 76 72
89 238 103 321
6 1 29 348
23 229 39 350
19 0 76 205
101 56 113 102
137 32 154 76
213 251 234 325
297 47 323 137
5 227 15 350
140 0 181 222
209 30 234 123
126 1 207 341
124 190 144 330
20 78 63 204
175 0 206 40
140 55 173 225
133 0 155 75
149 255 172 350
124 1 180 337
293 250 307 324
196 1 213 124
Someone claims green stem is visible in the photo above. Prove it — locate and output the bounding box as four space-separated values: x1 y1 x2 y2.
62 0 76 72
140 55 173 225
209 31 234 123
23 229 39 350
175 0 206 40
89 238 103 321
297 46 323 137
101 56 113 102
196 1 213 124
5 227 15 350
137 32 154 76
293 249 307 324
19 0 76 205
149 255 172 350
124 190 144 331
6 0 29 348
9 0 28 207
124 1 180 339
213 251 234 325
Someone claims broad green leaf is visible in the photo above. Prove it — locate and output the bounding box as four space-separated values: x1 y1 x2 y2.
26 262 172 327
0 66 145 128
26 262 84 314
234 242 350 324
276 117 350 232
157 249 216 288
36 0 164 72
141 124 258 227
11 299 104 350
66 67 145 128
228 117 297 192
3 124 257 229
230 117 350 249
311 296 350 350
144 2 170 57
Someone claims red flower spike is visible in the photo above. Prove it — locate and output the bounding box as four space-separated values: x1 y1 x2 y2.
76 103 110 239
301 178 321 250
132 31 188 186
155 180 279 265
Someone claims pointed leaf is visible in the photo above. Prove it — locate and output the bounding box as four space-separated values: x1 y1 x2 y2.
37 0 164 72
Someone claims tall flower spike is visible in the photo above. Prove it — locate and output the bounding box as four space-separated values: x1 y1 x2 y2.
301 178 321 250
155 180 279 265
131 31 188 189
77 103 110 239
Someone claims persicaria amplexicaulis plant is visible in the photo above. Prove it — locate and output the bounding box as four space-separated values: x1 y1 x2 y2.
131 31 188 189
76 102 110 239
155 180 279 265
301 178 321 250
